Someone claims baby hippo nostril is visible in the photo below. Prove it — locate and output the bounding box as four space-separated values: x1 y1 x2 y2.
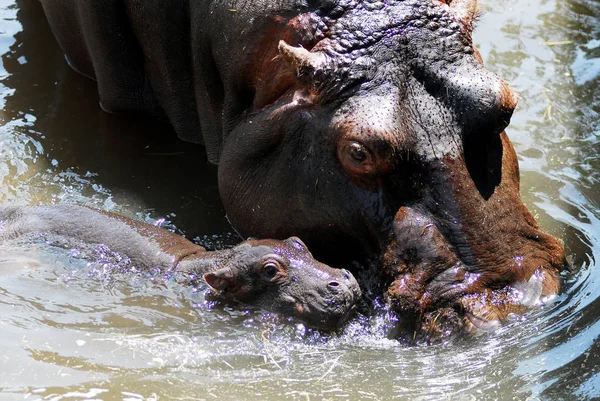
341 269 351 280
328 281 340 288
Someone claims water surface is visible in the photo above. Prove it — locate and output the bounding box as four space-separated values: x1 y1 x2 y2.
0 1 599 400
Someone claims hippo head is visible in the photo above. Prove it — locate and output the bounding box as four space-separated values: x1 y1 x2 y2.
218 0 567 337
203 237 361 329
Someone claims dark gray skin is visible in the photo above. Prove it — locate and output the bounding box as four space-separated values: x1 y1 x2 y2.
0 205 361 329
38 0 568 338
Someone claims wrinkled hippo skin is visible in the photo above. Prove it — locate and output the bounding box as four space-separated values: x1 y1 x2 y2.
38 0 568 338
0 205 361 329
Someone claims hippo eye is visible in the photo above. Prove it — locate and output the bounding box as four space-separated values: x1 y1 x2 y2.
261 260 287 283
338 139 378 177
349 142 367 162
263 263 278 279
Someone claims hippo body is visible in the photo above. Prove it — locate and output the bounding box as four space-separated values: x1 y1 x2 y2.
38 0 568 338
0 205 361 329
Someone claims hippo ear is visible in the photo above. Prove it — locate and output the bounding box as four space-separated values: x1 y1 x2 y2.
278 40 329 82
286 236 309 252
203 270 237 294
448 0 478 26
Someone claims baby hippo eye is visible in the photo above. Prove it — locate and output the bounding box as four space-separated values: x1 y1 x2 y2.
261 260 286 283
263 263 278 279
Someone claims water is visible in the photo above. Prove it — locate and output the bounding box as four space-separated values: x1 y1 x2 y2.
0 0 598 399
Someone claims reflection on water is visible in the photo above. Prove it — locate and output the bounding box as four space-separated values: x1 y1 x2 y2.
0 0 599 400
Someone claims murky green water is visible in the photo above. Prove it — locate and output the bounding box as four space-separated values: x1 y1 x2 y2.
0 0 598 400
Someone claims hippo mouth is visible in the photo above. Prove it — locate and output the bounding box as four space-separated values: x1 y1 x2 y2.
381 203 566 340
293 301 359 330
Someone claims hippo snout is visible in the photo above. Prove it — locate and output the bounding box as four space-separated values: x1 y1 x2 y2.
318 268 363 327
324 268 361 300
382 202 567 338
326 269 358 292
294 266 362 329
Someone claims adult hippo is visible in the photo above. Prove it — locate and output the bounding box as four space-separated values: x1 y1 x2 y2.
38 0 568 339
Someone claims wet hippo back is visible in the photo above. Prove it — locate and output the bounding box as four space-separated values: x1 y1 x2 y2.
0 204 198 271
0 204 361 329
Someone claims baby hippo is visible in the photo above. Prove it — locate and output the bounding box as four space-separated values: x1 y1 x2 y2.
0 204 361 329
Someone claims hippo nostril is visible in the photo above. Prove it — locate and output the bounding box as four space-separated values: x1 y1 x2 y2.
328 281 340 288
341 269 351 280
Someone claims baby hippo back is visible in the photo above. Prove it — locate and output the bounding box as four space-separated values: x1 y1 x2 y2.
0 204 201 271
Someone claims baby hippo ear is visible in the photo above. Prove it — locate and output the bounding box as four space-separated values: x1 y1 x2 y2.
203 269 237 294
286 236 309 251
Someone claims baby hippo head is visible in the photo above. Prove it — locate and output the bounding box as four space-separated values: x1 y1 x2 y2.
203 237 361 329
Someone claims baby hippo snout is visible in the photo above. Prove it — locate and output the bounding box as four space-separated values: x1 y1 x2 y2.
301 266 362 329
327 269 360 298
327 269 355 289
